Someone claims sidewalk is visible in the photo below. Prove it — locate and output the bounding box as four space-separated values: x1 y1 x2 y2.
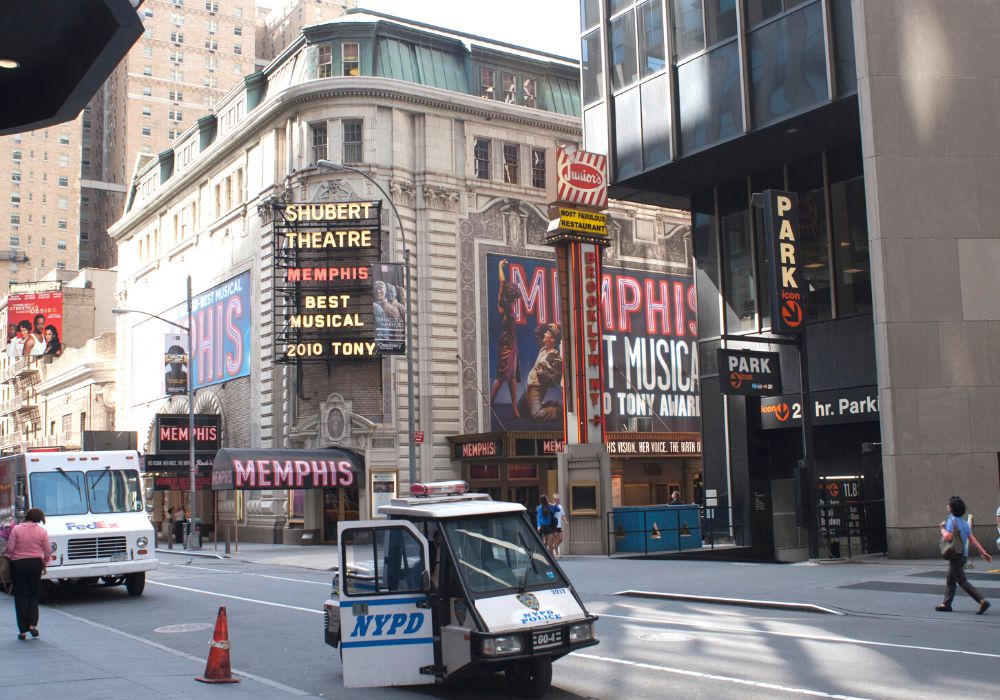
0 604 314 699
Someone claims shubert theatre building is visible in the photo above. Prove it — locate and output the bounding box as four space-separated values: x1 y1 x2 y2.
111 11 699 544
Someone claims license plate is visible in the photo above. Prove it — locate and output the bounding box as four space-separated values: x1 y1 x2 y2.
111 552 127 562
532 630 562 649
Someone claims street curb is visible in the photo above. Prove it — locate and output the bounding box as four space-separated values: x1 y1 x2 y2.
615 589 846 615
156 547 227 560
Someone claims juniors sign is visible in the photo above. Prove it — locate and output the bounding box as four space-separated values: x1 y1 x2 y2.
762 190 805 334
548 146 607 211
485 254 699 433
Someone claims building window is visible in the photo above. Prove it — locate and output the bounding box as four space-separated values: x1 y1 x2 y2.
170 13 184 26
205 39 218 51
311 122 328 164
502 73 517 103
10 193 20 205
57 239 67 249
11 172 20 182
58 176 68 187
317 44 332 78
58 197 68 210
502 144 519 184
143 86 152 96
205 55 218 70
169 110 183 121
81 230 89 242
9 236 19 247
172 69 184 82
59 154 69 167
12 150 21 161
170 32 184 43
142 126 151 136
10 214 20 226
581 30 603 105
205 0 218 11
207 18 218 33
143 65 152 76
522 77 537 108
531 148 546 188
343 42 359 76
56 261 66 270
170 50 184 63
59 134 69 145
480 67 495 99
169 89 183 101
474 138 491 179
234 26 242 36
57 221 67 231
343 119 362 163
142 106 151 117
233 44 242 55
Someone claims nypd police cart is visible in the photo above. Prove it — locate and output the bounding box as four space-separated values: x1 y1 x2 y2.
323 480 598 697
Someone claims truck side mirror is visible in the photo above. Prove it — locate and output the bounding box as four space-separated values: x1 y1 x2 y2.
421 569 431 592
145 503 155 514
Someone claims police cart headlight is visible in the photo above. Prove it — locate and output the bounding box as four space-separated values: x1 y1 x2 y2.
568 622 594 643
481 635 525 657
50 542 57 553
136 536 148 549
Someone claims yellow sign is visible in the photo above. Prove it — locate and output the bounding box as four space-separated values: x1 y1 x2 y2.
557 208 608 236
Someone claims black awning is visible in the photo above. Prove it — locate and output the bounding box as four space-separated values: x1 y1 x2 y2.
211 448 364 491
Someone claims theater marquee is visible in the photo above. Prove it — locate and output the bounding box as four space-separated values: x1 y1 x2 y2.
273 200 400 362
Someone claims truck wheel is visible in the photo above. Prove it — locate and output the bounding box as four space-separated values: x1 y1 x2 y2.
125 572 146 597
505 657 552 698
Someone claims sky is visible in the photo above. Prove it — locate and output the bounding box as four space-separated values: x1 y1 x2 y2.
354 0 582 59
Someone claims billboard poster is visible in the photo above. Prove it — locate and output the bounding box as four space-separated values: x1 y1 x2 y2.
4 281 63 358
485 253 699 433
131 271 252 406
164 333 188 396
372 263 406 355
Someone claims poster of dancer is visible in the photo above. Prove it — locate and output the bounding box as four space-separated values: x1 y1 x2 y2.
485 253 700 434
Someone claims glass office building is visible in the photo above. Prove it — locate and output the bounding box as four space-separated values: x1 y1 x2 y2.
582 0 1000 559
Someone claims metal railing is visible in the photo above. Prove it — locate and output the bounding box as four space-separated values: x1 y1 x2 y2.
606 506 747 557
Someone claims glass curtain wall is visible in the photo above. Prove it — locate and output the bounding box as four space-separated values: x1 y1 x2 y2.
692 141 870 343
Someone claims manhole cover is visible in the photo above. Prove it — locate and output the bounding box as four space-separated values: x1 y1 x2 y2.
639 632 695 642
155 622 214 634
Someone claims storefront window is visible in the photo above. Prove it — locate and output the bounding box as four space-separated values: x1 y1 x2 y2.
719 181 755 333
828 144 872 316
692 204 721 339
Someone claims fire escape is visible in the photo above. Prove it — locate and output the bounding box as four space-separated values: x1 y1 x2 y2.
0 357 41 453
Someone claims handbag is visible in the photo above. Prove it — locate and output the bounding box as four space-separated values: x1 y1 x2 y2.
939 517 965 559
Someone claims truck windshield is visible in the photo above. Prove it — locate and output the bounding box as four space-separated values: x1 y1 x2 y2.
442 514 566 596
29 470 88 516
87 469 143 514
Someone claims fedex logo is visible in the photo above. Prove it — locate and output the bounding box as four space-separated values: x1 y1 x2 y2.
350 612 424 638
65 521 121 531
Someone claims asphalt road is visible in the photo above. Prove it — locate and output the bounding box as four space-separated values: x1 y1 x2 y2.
38 555 999 699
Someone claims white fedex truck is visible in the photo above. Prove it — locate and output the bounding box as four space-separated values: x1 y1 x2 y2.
0 450 157 596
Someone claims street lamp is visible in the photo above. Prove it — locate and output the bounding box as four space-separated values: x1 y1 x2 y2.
113 274 200 550
315 161 417 487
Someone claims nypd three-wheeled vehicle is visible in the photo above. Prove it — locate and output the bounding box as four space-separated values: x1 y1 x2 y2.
323 481 598 697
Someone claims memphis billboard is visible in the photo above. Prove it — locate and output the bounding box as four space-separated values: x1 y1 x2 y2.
485 253 699 433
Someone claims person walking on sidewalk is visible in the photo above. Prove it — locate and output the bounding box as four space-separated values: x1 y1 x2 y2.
937 496 992 614
4 508 51 640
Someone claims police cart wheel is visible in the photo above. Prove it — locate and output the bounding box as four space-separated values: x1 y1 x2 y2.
505 657 552 698
125 572 146 597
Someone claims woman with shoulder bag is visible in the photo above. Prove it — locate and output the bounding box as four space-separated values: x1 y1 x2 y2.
6 508 52 639
937 496 992 613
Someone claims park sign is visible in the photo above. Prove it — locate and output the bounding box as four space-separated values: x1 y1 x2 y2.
717 348 782 396
761 190 806 334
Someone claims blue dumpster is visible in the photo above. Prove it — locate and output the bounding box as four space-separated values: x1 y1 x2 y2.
612 505 701 553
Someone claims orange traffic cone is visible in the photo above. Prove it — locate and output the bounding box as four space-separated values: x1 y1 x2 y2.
196 606 241 683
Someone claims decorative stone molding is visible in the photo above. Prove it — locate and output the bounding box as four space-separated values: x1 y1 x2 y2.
422 184 460 212
389 180 416 208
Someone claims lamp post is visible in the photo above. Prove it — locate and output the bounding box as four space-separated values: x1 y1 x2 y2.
316 160 416 486
113 274 200 549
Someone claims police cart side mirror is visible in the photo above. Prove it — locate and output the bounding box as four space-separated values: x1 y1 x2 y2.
145 502 156 514
421 569 431 592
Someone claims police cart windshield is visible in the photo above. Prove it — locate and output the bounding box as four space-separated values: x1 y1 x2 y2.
30 469 144 516
442 514 566 596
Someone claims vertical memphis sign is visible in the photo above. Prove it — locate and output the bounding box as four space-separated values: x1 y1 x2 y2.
762 190 805 334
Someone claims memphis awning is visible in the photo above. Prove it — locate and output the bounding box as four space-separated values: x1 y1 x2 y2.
211 448 363 491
